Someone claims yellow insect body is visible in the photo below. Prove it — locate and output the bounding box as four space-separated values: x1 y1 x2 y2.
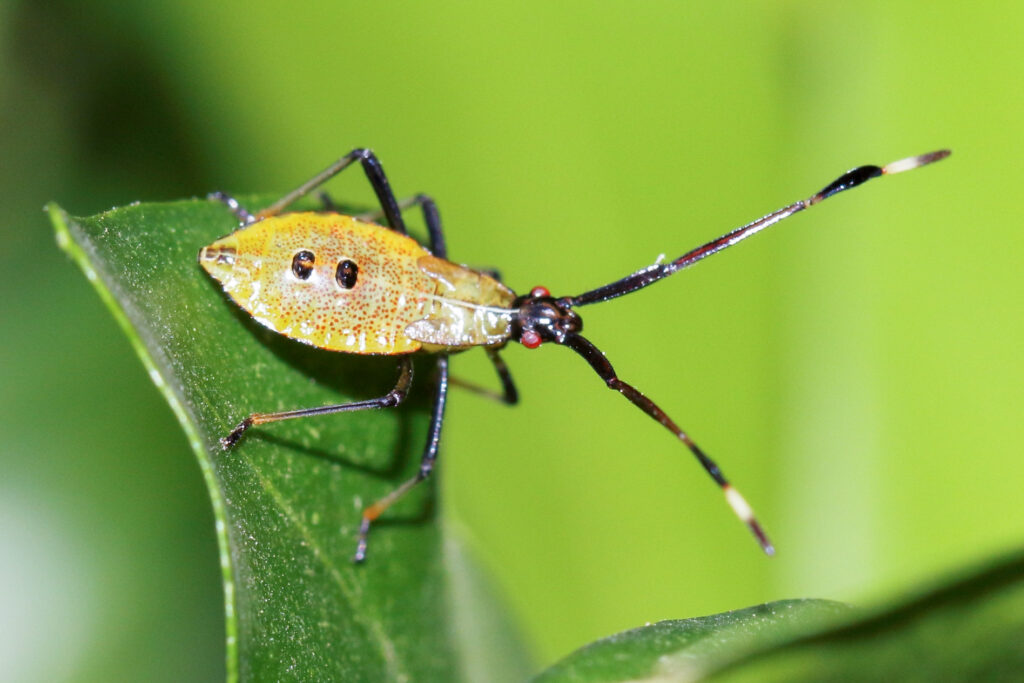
199 212 516 354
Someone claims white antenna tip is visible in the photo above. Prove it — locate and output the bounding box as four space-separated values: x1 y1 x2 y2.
723 484 754 523
883 149 951 175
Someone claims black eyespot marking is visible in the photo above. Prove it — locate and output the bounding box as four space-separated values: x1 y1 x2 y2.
336 259 359 289
292 250 315 280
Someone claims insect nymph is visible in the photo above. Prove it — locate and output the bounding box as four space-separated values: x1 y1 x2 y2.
200 148 949 562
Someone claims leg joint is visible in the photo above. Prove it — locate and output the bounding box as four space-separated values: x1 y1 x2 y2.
381 388 408 408
207 191 256 224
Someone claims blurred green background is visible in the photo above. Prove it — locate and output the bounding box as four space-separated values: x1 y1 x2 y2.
2 1 1021 680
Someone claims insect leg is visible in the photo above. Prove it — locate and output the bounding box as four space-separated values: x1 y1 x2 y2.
207 191 257 225
449 348 519 405
316 191 339 212
256 148 407 234
355 193 447 257
355 356 450 562
476 267 503 282
351 194 421 222
486 348 518 404
418 194 446 257
220 357 414 450
560 332 774 555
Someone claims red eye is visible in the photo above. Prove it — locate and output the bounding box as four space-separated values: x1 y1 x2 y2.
521 330 542 348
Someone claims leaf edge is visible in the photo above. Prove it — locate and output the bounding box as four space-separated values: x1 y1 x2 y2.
49 202 240 683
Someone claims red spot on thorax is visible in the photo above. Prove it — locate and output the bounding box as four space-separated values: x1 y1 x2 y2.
530 285 550 298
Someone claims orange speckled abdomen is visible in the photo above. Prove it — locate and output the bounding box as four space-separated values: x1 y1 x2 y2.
199 212 516 354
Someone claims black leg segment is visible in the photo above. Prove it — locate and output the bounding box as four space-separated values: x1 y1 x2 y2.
256 148 408 234
208 190 257 225
354 356 450 562
219 356 414 450
317 190 339 212
486 348 518 405
355 193 447 258
449 348 519 405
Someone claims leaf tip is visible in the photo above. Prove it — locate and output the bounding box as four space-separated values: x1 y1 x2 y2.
47 202 73 253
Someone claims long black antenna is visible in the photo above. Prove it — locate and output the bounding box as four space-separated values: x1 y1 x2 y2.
567 150 950 307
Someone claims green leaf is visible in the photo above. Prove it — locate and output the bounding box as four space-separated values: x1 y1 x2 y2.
534 599 850 683
706 550 1024 682
50 199 531 682
537 551 1024 682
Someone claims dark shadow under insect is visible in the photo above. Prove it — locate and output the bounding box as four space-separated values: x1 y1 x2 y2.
203 147 950 562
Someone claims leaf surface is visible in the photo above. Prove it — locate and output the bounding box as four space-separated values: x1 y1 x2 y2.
707 551 1024 682
534 599 849 682
536 551 1024 682
51 198 530 682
